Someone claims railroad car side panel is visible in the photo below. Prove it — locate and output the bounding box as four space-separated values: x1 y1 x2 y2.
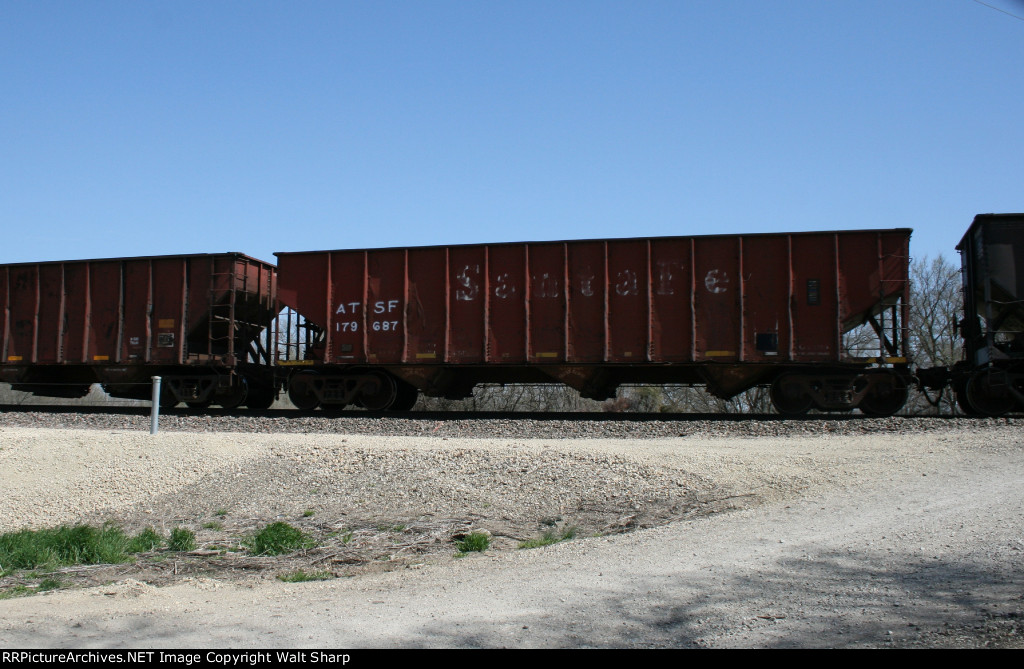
6 265 37 364
789 234 840 360
487 244 526 363
837 231 902 328
649 238 693 361
448 246 486 363
62 263 89 363
121 260 151 363
87 261 123 364
605 240 649 362
566 241 606 362
0 268 7 364
405 248 447 364
364 249 405 364
185 257 214 356
277 252 329 357
693 236 742 361
742 235 790 361
528 243 568 363
36 264 62 363
329 250 367 363
150 258 187 364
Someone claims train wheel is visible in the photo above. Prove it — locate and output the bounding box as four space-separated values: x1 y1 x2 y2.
858 372 909 417
244 385 276 410
953 378 982 416
770 375 813 416
389 380 419 412
965 369 1014 417
357 371 398 411
218 379 249 409
159 386 180 409
185 399 212 410
288 371 321 411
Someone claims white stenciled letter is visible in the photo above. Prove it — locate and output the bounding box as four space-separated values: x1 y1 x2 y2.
578 267 595 297
615 269 639 296
494 273 517 299
704 269 728 294
456 265 480 301
655 261 677 296
533 273 560 298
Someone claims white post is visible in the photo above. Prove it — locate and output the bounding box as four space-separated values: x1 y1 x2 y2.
151 376 161 435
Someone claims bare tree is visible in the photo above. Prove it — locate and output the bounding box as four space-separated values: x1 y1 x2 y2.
906 254 963 414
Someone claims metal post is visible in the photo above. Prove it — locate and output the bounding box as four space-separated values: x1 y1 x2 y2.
150 376 161 435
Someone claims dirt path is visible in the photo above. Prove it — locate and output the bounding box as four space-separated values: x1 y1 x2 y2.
0 425 1022 647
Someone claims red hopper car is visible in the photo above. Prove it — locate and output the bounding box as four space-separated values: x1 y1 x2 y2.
274 229 912 415
0 253 278 408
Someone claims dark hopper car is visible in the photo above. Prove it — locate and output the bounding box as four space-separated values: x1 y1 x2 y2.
918 213 1024 416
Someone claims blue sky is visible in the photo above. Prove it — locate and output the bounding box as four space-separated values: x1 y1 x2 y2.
2 0 1021 266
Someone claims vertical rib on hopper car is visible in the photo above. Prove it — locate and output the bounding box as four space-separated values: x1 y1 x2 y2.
275 229 912 415
0 253 278 408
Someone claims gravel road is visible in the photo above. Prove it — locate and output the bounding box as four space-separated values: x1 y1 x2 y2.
0 415 1021 648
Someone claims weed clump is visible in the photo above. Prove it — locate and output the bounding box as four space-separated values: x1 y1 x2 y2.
0 524 135 573
455 532 491 554
128 527 164 553
168 528 197 552
246 522 313 556
277 570 334 583
518 526 577 550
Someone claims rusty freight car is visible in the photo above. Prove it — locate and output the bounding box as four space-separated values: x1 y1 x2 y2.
0 253 278 408
275 229 912 415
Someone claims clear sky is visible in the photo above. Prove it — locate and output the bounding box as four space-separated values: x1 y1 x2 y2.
2 0 1021 266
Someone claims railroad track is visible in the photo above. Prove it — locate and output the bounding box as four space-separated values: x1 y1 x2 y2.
1 404 1017 442
0 403 990 421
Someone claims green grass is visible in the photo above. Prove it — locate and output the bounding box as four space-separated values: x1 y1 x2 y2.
455 532 491 554
168 528 198 552
37 577 64 592
202 521 223 531
277 570 334 583
302 509 315 518
0 524 141 573
518 526 577 550
245 522 314 556
127 527 164 553
0 585 32 599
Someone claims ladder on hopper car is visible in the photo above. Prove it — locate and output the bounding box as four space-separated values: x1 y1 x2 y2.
205 261 239 362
